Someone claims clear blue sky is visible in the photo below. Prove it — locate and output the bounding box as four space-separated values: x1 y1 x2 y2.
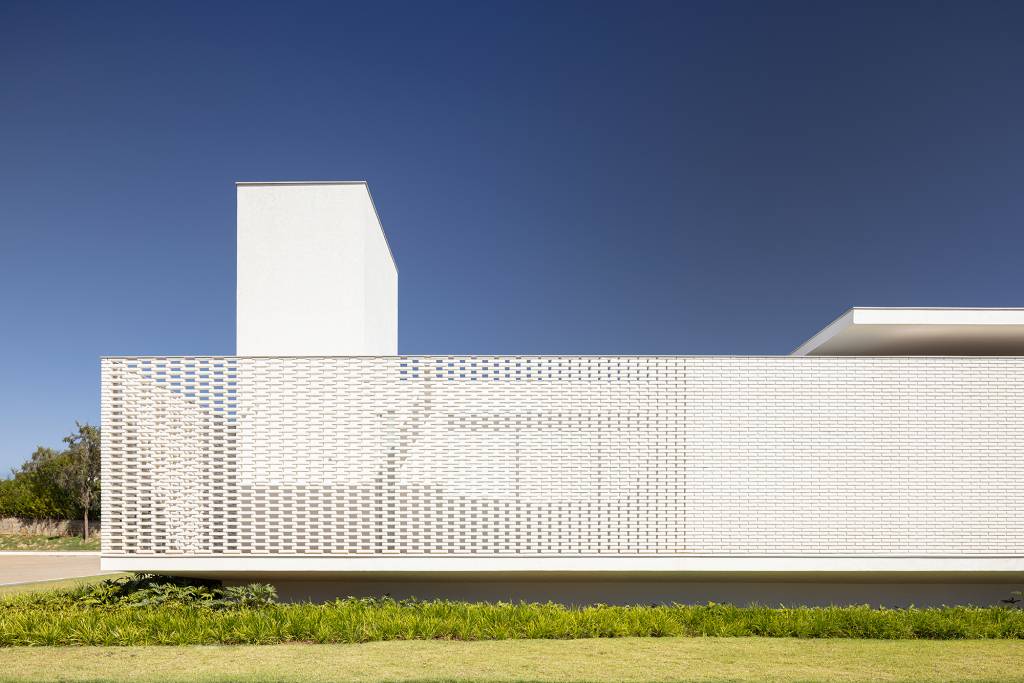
1 1 1022 471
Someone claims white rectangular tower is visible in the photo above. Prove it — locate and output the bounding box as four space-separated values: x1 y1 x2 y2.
236 181 398 356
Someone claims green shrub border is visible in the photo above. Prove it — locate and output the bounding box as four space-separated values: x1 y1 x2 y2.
1 599 1023 645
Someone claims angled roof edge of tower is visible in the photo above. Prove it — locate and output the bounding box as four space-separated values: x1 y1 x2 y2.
235 180 397 273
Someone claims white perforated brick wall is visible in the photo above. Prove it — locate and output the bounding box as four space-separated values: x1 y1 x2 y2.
100 356 1024 558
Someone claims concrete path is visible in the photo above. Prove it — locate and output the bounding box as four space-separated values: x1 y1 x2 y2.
0 552 108 585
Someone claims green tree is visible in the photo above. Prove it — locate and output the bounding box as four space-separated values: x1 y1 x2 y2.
58 423 101 539
0 447 78 519
0 425 101 532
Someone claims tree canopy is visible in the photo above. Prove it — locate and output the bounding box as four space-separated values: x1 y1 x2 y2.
0 424 101 534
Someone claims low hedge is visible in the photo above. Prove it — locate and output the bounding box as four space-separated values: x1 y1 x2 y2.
2 597 1023 645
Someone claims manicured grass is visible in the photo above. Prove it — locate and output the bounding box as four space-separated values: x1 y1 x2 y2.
0 533 99 551
1 638 1023 682
1 598 1023 645
0 574 127 597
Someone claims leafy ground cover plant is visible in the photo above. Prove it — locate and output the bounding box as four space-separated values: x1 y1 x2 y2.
1 579 1023 646
18 573 277 610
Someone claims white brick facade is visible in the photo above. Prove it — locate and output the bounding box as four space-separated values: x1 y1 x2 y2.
101 356 1024 567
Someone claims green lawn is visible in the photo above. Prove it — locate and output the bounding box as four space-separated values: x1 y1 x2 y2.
0 574 125 598
0 533 99 551
1 638 1022 682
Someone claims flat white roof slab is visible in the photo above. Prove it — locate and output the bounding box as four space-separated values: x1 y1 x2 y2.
792 307 1024 356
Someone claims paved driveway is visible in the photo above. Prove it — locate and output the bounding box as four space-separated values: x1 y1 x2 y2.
0 553 107 585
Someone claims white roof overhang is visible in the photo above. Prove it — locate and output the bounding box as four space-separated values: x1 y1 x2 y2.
792 308 1024 356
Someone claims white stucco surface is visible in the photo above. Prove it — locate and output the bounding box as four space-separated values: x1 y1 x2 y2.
236 182 397 356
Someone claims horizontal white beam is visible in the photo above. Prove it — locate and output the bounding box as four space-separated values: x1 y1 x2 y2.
102 555 1024 577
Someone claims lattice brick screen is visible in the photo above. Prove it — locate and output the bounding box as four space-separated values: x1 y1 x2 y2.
101 356 1024 557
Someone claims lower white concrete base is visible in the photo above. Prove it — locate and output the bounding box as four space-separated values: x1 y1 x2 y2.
102 555 1024 574
244 579 1020 607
